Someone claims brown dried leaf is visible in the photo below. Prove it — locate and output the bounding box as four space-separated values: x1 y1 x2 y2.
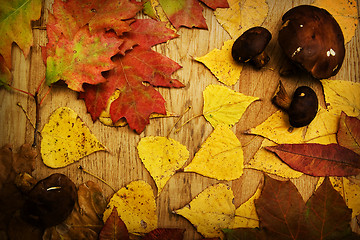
99 207 129 240
337 112 360 155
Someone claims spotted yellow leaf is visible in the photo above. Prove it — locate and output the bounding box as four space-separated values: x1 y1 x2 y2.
174 183 235 238
203 84 259 128
184 124 244 180
330 177 360 218
137 136 189 195
103 180 157 234
41 107 105 168
232 186 261 228
246 138 303 178
195 40 242 85
214 0 269 39
313 0 358 43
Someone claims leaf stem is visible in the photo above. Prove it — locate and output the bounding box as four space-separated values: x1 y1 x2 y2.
17 102 36 129
166 106 191 137
175 113 203 133
32 92 40 147
7 84 34 97
78 165 117 193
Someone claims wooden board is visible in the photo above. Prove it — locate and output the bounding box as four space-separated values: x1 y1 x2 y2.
0 0 359 239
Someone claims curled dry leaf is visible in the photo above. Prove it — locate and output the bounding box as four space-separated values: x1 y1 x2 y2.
202 84 259 128
174 183 236 238
195 41 243 86
103 180 157 234
41 107 106 168
184 124 244 180
137 136 189 195
142 228 185 240
266 143 360 177
43 181 107 240
337 112 360 155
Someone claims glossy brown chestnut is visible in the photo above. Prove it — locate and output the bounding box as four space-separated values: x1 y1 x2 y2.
287 86 318 127
21 173 77 228
272 81 318 128
232 26 272 68
278 5 345 79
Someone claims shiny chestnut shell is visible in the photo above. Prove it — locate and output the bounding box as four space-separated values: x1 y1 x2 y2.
278 5 345 79
232 26 272 67
287 86 318 127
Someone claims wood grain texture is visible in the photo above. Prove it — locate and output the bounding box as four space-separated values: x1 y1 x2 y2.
0 0 359 239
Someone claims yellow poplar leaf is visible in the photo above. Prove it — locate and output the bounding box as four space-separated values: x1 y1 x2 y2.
103 180 157 234
330 177 360 218
214 0 269 38
246 138 303 179
137 136 189 195
174 183 235 238
246 106 340 144
203 84 259 128
184 124 244 180
41 107 105 168
195 40 242 86
313 0 358 43
232 187 261 228
321 80 360 117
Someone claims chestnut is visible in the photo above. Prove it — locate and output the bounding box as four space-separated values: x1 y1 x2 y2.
272 81 318 128
21 173 76 228
232 26 272 68
278 5 345 79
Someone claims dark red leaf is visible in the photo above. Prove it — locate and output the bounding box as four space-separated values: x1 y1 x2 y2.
337 112 360 155
142 228 185 240
305 177 352 239
99 206 129 240
255 176 306 240
265 143 360 176
223 228 266 240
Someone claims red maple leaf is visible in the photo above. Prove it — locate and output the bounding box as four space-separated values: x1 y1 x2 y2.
80 45 183 133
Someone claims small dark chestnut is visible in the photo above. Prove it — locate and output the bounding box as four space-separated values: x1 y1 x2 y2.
231 26 272 68
272 81 318 128
21 173 77 228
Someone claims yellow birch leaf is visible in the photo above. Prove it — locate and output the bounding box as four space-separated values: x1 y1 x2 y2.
184 124 244 180
214 0 269 39
246 138 303 178
203 84 259 128
330 177 360 218
99 89 175 127
321 80 360 117
313 0 358 43
137 136 189 195
232 187 261 228
41 107 105 168
174 183 235 238
103 180 157 234
195 40 243 86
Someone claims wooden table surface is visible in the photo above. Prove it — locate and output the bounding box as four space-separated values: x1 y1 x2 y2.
1 0 359 239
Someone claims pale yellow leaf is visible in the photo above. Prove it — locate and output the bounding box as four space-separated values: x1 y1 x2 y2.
184 124 244 180
103 180 157 234
321 80 360 117
137 136 189 195
313 0 358 43
195 40 243 86
203 84 259 128
330 177 360 218
41 107 105 168
174 183 235 238
214 0 269 39
246 138 303 179
232 187 261 228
